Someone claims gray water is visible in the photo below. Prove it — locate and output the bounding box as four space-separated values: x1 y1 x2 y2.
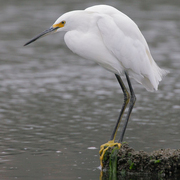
0 0 180 179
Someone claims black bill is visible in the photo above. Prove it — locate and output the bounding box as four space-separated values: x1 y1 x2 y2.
24 26 58 46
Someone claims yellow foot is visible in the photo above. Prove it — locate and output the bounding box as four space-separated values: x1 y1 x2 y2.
99 140 121 167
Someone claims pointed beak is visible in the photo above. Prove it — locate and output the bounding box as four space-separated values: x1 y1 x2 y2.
24 26 58 46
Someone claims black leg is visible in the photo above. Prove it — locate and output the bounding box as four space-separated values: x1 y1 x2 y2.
118 72 136 143
110 74 130 141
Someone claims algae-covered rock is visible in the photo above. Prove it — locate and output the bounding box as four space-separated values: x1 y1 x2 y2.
101 143 180 177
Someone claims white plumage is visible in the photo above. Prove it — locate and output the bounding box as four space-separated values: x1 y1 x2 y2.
53 5 168 91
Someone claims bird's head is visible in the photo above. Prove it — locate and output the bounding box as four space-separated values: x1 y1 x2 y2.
24 22 65 46
24 11 91 46
24 12 71 46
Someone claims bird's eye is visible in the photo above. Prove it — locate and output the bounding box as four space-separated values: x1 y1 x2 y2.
61 21 66 24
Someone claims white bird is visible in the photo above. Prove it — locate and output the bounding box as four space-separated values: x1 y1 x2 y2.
24 5 168 167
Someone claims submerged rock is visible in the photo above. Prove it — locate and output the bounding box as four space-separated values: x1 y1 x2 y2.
102 143 180 177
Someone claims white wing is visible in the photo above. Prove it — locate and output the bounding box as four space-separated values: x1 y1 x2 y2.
86 5 168 91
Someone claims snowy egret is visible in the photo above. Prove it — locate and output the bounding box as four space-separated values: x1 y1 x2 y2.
24 5 168 167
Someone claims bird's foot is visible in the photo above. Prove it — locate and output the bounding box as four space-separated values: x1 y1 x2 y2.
99 140 121 167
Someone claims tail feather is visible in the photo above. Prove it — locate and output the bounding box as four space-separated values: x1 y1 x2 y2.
151 61 169 91
128 62 169 92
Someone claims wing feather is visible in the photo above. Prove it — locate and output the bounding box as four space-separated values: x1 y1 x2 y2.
86 5 168 91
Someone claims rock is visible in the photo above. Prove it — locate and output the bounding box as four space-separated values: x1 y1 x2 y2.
101 143 180 178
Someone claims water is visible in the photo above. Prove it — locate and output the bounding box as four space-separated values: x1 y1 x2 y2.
0 0 180 179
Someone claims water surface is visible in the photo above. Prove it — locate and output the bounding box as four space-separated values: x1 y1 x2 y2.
0 0 180 179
